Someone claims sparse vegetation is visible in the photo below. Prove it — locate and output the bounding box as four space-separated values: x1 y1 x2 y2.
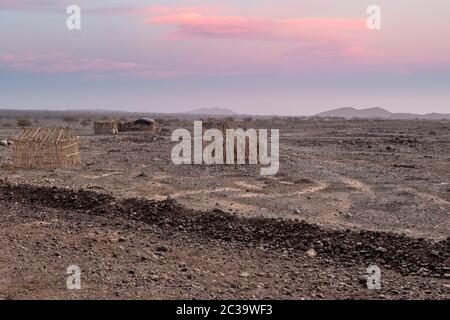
62 116 78 127
16 118 33 127
80 119 92 127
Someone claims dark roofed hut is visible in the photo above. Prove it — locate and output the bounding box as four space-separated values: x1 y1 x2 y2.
118 118 157 132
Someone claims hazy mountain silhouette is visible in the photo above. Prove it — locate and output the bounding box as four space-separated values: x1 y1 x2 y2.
184 108 239 116
316 107 450 120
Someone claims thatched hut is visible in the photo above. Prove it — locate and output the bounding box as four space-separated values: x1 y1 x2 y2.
13 127 81 169
118 118 157 132
94 120 118 135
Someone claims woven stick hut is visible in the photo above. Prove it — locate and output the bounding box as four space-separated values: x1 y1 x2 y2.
13 127 81 169
94 120 118 135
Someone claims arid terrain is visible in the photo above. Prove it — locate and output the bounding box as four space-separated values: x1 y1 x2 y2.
0 112 449 299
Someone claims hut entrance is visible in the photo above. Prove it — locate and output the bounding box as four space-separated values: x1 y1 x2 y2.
13 127 81 169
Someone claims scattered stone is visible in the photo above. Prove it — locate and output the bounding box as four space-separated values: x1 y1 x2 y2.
375 246 388 253
149 275 159 281
136 172 147 178
155 245 169 252
343 213 353 218
358 275 368 285
444 257 450 267
418 267 430 276
0 181 448 299
430 250 439 257
305 248 317 258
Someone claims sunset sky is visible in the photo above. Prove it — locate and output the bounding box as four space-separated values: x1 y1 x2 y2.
1 0 449 115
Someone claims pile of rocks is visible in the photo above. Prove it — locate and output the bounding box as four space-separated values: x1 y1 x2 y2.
1 181 449 278
0 139 12 147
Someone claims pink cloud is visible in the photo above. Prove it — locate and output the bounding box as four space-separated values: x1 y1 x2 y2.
145 11 369 71
0 0 60 11
0 52 216 79
88 5 222 16
0 52 141 75
145 11 369 68
147 12 365 42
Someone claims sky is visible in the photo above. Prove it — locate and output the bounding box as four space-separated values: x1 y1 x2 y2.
0 0 449 115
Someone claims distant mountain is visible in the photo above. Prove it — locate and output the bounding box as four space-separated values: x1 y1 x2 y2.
390 112 450 120
315 107 450 120
316 107 391 118
184 108 239 116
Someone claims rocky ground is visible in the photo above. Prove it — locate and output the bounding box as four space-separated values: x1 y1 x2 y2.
0 182 448 299
0 116 449 299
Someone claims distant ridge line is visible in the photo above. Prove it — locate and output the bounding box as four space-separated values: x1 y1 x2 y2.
315 107 450 120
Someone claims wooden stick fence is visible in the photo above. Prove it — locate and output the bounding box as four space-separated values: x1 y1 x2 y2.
13 127 81 169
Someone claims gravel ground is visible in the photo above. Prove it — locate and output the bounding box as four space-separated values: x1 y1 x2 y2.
0 117 449 299
0 182 448 299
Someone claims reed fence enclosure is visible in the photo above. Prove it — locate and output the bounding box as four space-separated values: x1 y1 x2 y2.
13 127 81 169
202 120 259 163
94 120 119 135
